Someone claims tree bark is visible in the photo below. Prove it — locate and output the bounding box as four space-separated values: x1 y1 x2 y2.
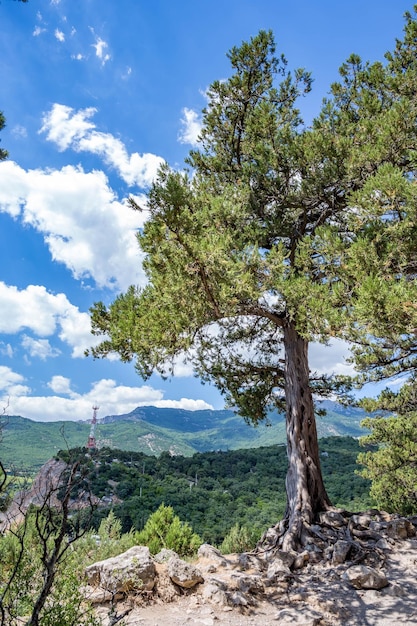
279 318 332 552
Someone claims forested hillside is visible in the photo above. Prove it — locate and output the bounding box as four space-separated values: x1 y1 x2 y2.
58 436 372 545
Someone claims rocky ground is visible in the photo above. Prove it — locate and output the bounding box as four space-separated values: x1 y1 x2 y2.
85 512 417 626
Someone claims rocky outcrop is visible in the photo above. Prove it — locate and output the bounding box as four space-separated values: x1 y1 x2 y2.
83 511 417 625
0 458 68 531
85 546 156 594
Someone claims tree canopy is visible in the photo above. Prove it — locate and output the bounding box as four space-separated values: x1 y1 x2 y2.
90 9 417 551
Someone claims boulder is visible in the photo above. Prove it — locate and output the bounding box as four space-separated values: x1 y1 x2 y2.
201 580 228 606
85 545 156 593
167 556 204 588
154 548 178 563
197 544 227 565
386 518 415 540
332 540 351 565
344 565 388 590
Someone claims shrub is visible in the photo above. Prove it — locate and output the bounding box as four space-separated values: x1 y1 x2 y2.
220 523 259 554
135 504 201 557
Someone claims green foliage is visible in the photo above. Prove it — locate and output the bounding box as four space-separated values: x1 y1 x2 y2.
358 412 417 515
98 509 122 539
88 12 417 525
0 509 100 626
135 504 201 557
220 523 259 554
67 438 371 545
88 28 359 424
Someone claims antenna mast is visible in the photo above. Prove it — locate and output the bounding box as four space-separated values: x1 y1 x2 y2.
87 405 99 449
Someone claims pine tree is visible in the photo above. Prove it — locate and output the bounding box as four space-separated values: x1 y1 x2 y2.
89 10 417 553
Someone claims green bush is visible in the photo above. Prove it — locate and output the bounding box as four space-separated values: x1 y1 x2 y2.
220 523 259 554
135 504 201 557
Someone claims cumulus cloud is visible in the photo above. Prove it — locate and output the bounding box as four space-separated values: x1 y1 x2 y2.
40 104 163 188
55 28 65 42
0 366 30 398
21 335 61 360
2 376 213 422
48 375 74 395
178 108 202 146
40 104 97 151
0 160 148 290
0 282 100 358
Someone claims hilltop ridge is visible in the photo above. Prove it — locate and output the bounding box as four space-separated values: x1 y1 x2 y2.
1 401 369 470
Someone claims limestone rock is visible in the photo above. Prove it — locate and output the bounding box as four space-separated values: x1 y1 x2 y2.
350 514 372 529
154 548 178 563
344 565 388 590
231 573 264 594
198 544 227 564
332 539 351 565
167 556 204 588
266 559 292 581
85 545 156 593
386 518 415 540
201 579 228 606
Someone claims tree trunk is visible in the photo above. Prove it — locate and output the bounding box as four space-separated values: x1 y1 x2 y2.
258 319 332 555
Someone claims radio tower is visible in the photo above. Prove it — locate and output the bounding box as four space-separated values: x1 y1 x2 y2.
87 405 99 449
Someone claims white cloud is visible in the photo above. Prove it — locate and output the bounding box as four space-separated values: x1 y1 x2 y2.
0 160 148 290
11 125 27 139
0 366 30 399
71 53 85 61
155 398 212 411
48 375 73 395
2 377 213 422
0 342 13 358
0 282 100 358
91 33 111 65
21 335 61 360
40 104 163 188
54 29 65 42
33 26 46 37
40 104 97 151
309 339 355 377
178 108 202 146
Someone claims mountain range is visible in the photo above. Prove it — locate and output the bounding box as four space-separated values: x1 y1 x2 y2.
0 401 370 472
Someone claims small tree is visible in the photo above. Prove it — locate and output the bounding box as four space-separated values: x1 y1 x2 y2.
136 504 201 557
0 457 97 626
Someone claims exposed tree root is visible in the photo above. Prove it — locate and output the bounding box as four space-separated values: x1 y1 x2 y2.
253 509 416 570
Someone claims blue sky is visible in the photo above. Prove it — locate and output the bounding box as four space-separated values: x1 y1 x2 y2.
0 0 412 422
